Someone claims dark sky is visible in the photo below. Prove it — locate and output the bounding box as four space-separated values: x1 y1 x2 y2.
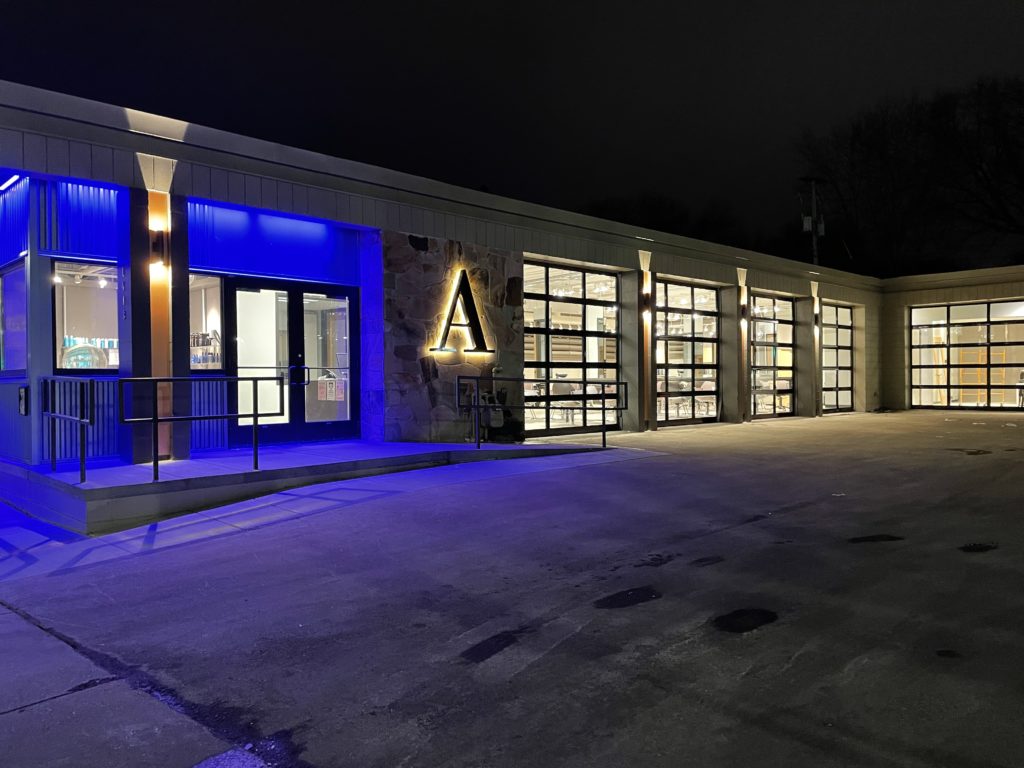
4 1 1024 246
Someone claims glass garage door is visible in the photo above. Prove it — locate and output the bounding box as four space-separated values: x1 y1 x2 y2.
750 294 795 417
911 301 1024 409
822 303 853 411
654 279 719 423
523 262 619 433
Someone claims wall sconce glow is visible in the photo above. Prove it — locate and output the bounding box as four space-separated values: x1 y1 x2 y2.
430 269 494 354
98 278 108 289
149 260 169 282
0 174 20 192
53 274 63 284
642 309 652 324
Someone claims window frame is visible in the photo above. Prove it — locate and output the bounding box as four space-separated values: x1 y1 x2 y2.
0 257 28 376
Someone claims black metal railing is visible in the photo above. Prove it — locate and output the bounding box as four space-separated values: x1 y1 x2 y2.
456 375 628 449
41 376 106 483
118 375 285 481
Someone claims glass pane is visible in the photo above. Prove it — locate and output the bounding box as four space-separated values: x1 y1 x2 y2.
951 367 987 386
54 261 119 370
667 395 692 419
524 298 546 328
655 281 667 308
236 289 289 426
822 326 838 346
823 370 837 388
189 274 223 370
695 395 716 416
838 390 853 408
990 301 1024 321
524 333 546 363
776 323 793 344
823 390 837 408
694 369 716 391
996 345 1024 364
666 339 691 364
777 348 794 367
1 262 27 370
950 304 986 324
838 349 852 367
549 301 583 331
663 312 692 337
949 324 987 344
951 387 986 406
550 335 583 363
586 304 617 334
775 300 794 321
776 393 793 413
776 370 794 389
548 268 583 299
523 263 546 295
912 306 946 325
915 368 946 386
837 306 853 326
989 323 1024 343
591 337 617 364
913 326 947 346
666 283 692 309
694 315 717 338
822 348 837 367
837 328 853 347
753 296 773 318
838 370 852 388
694 288 717 310
754 346 775 366
695 342 716 365
303 294 351 423
586 272 616 301
753 320 777 342
822 304 837 325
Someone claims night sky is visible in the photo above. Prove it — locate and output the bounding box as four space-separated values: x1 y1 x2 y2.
4 1 1024 254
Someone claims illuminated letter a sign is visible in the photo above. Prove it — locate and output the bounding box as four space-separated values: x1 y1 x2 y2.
430 269 494 353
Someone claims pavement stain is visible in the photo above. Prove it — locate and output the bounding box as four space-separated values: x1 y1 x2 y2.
460 626 534 664
848 534 905 543
959 542 998 553
712 608 778 634
593 586 662 609
946 448 993 456
690 555 725 567
936 649 963 659
632 553 678 568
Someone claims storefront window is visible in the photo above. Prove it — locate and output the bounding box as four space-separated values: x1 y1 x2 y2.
189 274 223 370
910 300 1024 408
0 260 27 370
750 294 795 416
53 261 119 370
822 303 853 411
655 279 719 422
524 260 619 432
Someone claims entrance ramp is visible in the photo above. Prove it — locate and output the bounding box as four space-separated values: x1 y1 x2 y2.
0 441 601 535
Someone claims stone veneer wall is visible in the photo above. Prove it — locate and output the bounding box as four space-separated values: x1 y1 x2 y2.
382 231 524 441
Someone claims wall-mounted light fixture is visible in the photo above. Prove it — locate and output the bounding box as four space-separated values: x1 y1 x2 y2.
0 174 20 192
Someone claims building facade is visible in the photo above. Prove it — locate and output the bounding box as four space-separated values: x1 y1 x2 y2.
0 80 1021 470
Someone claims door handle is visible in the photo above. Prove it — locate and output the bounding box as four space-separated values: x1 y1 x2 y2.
288 365 310 385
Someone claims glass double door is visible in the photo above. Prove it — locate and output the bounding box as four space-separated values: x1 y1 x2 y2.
227 279 357 444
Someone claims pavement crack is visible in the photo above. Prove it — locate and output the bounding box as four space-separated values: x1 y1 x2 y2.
0 675 119 716
0 597 315 768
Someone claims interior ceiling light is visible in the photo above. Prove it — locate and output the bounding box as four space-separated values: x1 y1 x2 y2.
99 278 108 289
0 174 20 192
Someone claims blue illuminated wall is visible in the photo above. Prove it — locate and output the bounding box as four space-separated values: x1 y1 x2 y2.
188 200 361 284
0 176 29 269
38 179 126 261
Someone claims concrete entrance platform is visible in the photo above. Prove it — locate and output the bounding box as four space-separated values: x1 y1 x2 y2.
0 440 602 535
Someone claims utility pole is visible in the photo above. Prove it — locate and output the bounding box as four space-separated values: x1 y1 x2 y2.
800 176 825 265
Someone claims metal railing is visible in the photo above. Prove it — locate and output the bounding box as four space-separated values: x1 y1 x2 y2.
457 375 628 449
41 376 101 483
118 375 285 481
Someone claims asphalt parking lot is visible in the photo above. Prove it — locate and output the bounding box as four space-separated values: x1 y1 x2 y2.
2 410 1023 768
